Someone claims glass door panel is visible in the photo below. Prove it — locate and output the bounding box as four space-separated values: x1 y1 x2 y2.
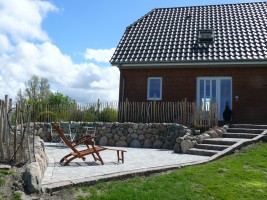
205 80 210 111
211 80 216 102
197 77 232 120
220 79 232 119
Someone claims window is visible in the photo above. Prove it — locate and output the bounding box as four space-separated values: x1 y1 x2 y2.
198 29 213 43
147 77 162 100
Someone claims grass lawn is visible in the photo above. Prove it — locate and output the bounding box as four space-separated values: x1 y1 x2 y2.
66 142 267 200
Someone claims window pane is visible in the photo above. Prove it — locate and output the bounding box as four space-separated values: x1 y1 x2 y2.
212 80 216 102
148 78 161 99
220 79 232 119
200 80 204 107
205 80 210 110
205 80 210 98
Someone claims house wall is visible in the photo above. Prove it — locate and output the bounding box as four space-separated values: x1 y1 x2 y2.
119 66 267 124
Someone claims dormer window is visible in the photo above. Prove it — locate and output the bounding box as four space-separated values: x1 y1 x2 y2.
198 29 213 43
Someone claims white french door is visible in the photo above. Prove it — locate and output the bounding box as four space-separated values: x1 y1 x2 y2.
197 77 232 120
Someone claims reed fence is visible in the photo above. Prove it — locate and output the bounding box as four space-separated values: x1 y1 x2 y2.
0 95 36 164
118 99 218 128
18 99 218 128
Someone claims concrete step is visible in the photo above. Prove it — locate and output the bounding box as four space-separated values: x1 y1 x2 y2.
187 148 220 156
226 128 265 134
195 144 230 151
229 124 267 129
202 138 237 146
223 133 258 139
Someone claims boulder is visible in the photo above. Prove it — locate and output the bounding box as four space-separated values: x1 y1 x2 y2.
128 128 133 133
152 139 163 148
120 136 127 141
162 142 172 149
99 136 108 146
113 134 120 141
131 133 138 139
145 133 152 138
115 140 128 147
138 134 145 140
108 138 115 146
106 133 113 138
143 139 152 148
173 143 181 153
176 137 184 143
181 140 193 153
130 139 141 148
37 128 43 135
133 124 138 130
23 162 41 193
104 128 111 133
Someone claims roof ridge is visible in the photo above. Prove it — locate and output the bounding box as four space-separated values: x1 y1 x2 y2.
125 1 266 31
153 1 266 10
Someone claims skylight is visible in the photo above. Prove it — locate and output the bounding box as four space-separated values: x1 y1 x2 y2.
198 29 213 43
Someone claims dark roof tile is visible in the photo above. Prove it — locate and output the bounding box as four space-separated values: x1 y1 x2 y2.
111 2 267 65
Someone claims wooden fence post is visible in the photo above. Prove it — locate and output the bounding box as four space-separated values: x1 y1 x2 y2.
97 99 100 122
13 103 19 163
0 100 4 161
153 100 156 123
124 98 128 122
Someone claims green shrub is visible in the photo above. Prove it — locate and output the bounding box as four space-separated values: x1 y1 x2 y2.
100 107 118 122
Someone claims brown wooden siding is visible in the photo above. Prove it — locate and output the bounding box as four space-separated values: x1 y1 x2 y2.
119 66 267 124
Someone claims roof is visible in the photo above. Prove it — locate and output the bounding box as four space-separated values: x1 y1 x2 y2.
110 2 267 66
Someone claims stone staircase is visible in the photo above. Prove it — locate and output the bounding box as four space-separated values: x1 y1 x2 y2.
188 124 267 156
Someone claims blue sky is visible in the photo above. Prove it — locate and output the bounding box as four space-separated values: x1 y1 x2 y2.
43 0 253 63
0 0 257 103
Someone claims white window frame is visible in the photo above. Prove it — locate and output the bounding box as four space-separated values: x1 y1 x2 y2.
196 77 232 120
147 77 162 100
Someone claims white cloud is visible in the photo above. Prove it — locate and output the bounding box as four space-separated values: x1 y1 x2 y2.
0 0 119 103
85 48 116 62
0 34 12 53
0 0 57 42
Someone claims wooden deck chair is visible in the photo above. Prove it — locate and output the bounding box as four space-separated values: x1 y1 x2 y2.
54 124 126 166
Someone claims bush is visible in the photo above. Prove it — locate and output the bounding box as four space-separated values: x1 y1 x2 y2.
100 107 118 122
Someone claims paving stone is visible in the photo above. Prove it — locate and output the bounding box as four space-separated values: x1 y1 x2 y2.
41 143 209 190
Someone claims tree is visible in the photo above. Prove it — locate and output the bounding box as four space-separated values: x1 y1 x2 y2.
16 88 27 103
17 75 51 102
48 92 75 106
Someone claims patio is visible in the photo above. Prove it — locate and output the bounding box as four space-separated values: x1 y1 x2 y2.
41 143 210 192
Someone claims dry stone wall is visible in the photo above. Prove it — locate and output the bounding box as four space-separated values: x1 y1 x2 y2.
93 122 189 149
27 122 190 149
17 122 226 153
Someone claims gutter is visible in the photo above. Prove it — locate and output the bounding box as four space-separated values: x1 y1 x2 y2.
111 60 267 69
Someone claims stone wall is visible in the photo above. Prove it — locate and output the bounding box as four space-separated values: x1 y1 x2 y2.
23 136 49 193
31 122 190 149
94 123 189 149
27 122 226 152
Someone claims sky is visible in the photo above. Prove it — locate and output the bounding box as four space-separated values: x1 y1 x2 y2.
0 0 258 103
